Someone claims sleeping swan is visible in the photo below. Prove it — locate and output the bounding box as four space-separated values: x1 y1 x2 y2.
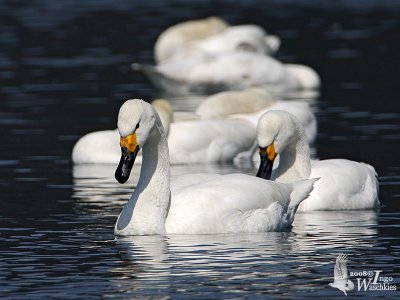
255 110 380 211
197 87 317 144
136 51 319 96
154 17 280 64
113 99 318 235
154 17 229 64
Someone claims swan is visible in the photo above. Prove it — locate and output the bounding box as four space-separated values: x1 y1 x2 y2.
155 17 228 64
255 110 380 211
197 87 317 143
135 51 319 95
154 17 280 64
72 99 255 164
162 24 281 64
113 99 318 235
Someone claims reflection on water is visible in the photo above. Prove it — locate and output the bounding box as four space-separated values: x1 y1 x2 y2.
113 211 380 298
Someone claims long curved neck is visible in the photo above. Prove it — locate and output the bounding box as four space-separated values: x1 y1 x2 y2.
115 122 170 235
272 133 311 182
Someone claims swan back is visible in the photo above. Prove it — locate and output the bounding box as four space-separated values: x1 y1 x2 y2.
167 174 317 234
157 52 300 92
194 25 278 55
155 17 228 63
196 87 275 119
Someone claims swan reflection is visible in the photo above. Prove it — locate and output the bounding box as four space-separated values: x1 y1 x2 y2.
114 210 378 276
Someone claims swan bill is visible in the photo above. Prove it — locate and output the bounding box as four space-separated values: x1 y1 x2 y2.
256 144 276 180
115 146 139 183
116 132 139 183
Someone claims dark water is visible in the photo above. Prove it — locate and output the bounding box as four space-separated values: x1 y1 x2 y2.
1 0 399 298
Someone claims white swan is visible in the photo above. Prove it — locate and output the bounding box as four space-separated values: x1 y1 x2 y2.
154 17 229 64
72 99 255 164
163 24 281 64
135 51 320 95
197 88 317 144
154 17 280 64
255 110 380 211
113 99 318 235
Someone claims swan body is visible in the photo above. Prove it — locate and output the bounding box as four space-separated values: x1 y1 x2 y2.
197 88 317 144
137 52 319 95
194 25 280 56
72 129 120 164
72 99 255 164
114 99 317 235
165 25 281 63
167 118 255 164
155 17 280 64
256 110 380 211
196 87 275 119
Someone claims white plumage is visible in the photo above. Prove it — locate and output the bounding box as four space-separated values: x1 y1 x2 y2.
154 17 229 64
136 51 320 95
154 17 280 64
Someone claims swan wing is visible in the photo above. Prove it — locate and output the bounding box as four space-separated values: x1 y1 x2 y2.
167 174 293 234
300 159 379 211
167 119 255 164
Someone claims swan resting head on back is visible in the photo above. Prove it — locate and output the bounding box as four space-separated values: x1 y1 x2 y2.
113 99 318 235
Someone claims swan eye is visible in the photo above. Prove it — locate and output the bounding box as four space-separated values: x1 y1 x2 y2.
136 123 140 129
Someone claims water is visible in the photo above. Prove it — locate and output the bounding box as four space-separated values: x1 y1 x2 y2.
1 0 399 298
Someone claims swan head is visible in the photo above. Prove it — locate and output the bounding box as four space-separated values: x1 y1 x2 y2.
256 110 302 179
115 99 157 183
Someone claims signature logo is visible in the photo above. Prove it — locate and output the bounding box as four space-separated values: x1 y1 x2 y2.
329 253 397 295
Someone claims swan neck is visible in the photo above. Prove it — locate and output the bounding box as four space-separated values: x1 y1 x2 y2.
273 134 311 182
115 122 170 235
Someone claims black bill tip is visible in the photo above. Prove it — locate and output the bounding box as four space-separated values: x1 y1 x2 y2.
256 148 275 180
115 146 139 184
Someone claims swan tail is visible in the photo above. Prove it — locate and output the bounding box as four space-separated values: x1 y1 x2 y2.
360 162 380 208
286 178 319 224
